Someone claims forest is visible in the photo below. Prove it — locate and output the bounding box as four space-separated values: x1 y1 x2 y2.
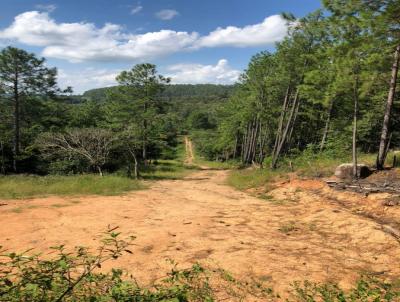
0 0 399 181
2 0 400 301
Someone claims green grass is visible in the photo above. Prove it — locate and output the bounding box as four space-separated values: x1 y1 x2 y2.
193 157 239 170
0 139 200 199
0 174 144 200
140 139 204 180
226 151 385 192
140 159 200 180
284 152 378 178
189 139 240 170
278 221 297 234
227 168 286 191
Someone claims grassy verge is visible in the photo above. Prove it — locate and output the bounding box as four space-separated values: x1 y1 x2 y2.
139 140 201 180
193 157 239 170
140 159 200 180
0 140 200 199
0 174 144 200
227 168 286 191
190 138 240 170
227 151 387 192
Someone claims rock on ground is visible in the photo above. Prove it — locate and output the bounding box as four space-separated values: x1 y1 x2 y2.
334 163 372 179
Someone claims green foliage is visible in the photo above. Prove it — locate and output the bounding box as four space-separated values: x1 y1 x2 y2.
83 84 235 103
192 2 400 171
0 174 143 199
227 148 378 191
290 277 400 302
0 47 71 173
1 230 399 301
227 168 284 191
0 230 272 302
140 159 199 180
1 0 400 180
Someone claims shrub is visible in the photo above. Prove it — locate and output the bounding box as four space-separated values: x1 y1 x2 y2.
0 228 216 302
0 229 274 302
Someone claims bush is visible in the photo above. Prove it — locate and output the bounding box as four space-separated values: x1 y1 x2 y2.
0 229 271 302
290 278 400 302
1 229 399 301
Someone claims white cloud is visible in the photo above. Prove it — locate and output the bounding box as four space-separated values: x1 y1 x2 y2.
166 59 240 85
196 15 287 48
155 9 179 21
0 11 287 63
58 68 119 93
35 4 57 12
131 4 143 15
0 11 198 62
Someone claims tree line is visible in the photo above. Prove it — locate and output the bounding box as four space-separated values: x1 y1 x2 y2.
195 0 400 177
0 48 233 177
0 51 186 177
1 0 399 179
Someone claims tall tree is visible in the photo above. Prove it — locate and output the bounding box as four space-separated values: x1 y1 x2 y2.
0 47 59 172
115 64 170 164
372 0 400 169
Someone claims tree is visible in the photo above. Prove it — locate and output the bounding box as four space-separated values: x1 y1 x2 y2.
371 0 400 169
38 128 115 176
115 64 170 164
377 44 400 169
323 0 400 173
0 47 59 172
270 11 325 169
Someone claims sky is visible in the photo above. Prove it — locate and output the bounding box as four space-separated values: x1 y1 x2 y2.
0 0 322 94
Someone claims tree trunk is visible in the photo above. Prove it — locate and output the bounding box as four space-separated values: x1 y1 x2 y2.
240 133 246 161
384 132 392 163
271 86 290 165
376 44 400 170
233 133 238 159
320 98 334 152
285 95 301 153
133 153 139 179
13 72 19 173
129 149 139 179
352 77 359 179
142 100 148 165
243 122 252 164
245 121 253 164
142 129 147 164
97 166 103 177
271 88 299 169
249 118 259 163
0 139 5 175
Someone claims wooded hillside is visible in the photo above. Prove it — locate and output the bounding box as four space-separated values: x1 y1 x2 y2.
0 0 399 179
190 1 400 177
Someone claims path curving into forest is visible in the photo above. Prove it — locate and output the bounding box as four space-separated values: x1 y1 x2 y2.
1 150 400 297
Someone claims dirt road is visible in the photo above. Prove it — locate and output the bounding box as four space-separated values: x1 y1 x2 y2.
184 136 194 164
0 170 400 291
1 152 400 296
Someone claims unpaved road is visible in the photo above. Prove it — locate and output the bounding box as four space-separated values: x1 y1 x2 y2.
1 167 400 296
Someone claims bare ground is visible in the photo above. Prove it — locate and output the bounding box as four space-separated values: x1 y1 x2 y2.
1 166 400 298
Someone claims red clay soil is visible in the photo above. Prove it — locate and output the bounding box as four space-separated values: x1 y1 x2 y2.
1 169 400 299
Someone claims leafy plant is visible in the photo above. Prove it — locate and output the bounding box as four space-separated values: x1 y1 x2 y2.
0 229 273 302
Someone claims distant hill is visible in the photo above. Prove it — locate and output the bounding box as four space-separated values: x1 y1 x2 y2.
82 84 236 102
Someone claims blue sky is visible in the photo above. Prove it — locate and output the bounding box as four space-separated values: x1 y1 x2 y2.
0 0 322 93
